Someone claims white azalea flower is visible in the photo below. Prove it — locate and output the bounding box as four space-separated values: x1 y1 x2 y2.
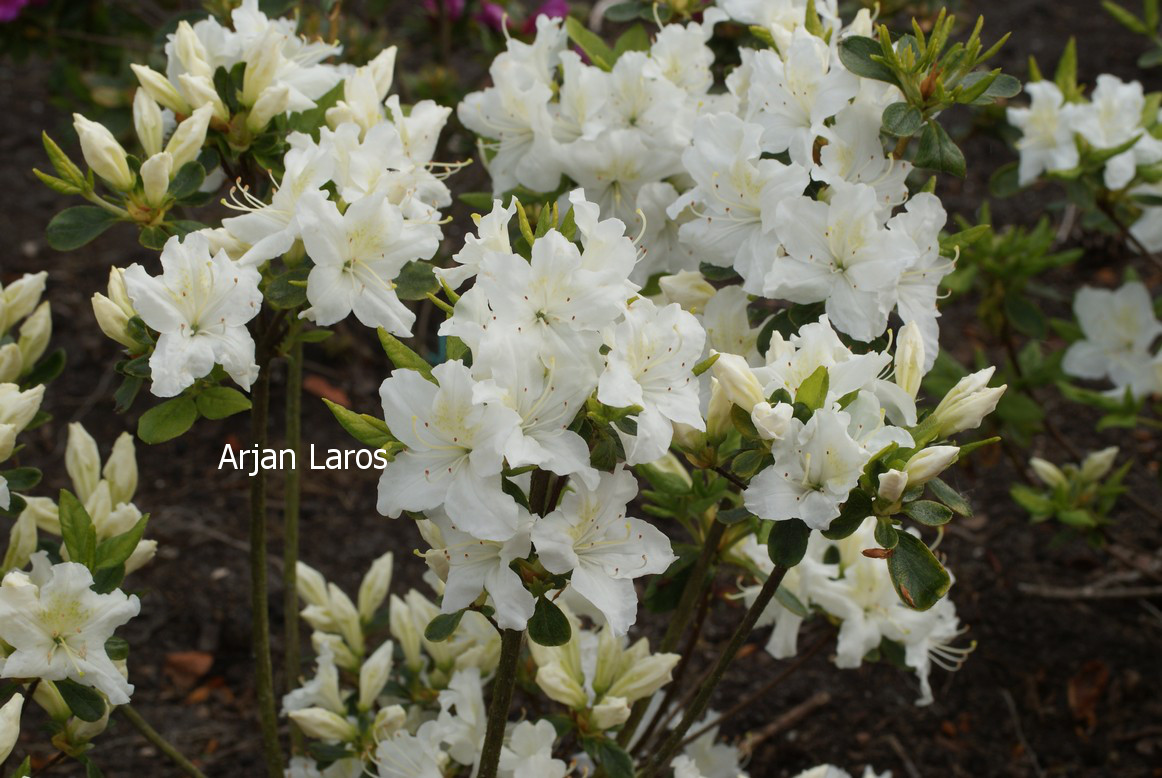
1063 281 1162 398
1073 74 1162 190
0 556 140 705
123 232 262 397
1007 80 1081 185
499 719 567 778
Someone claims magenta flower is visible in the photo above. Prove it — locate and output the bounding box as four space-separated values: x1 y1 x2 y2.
0 0 36 23
475 1 510 32
522 0 568 33
422 0 466 21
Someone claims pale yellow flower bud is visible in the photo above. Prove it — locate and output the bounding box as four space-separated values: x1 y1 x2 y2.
0 344 21 384
904 446 959 486
166 103 215 170
66 423 101 503
0 424 15 463
1 271 47 332
131 64 190 115
1029 457 1067 489
535 661 589 709
358 640 394 711
295 561 330 608
103 432 138 506
133 89 165 158
241 29 285 106
1080 447 1119 482
72 114 133 191
0 384 44 432
895 320 926 399
92 294 137 349
659 270 716 313
389 594 423 672
17 301 51 369
33 681 70 722
358 551 394 623
711 351 765 412
877 469 908 503
288 708 358 743
604 651 679 703
705 377 733 442
140 152 174 208
328 583 364 656
368 46 398 99
372 704 406 740
931 368 1006 437
174 21 212 80
178 74 228 122
246 84 291 133
124 539 157 574
1 511 37 572
751 401 793 441
0 693 22 764
21 496 60 534
590 696 631 730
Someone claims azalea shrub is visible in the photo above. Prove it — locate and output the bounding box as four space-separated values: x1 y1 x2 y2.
1 0 1158 776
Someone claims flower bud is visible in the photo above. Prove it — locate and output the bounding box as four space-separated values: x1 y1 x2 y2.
705 377 733 442
66 423 101 503
64 704 111 743
178 74 228 122
590 696 631 730
131 64 190 115
604 651 679 702
140 152 174 208
103 432 138 506
877 469 907 503
535 661 589 709
368 46 398 99
241 29 285 106
358 551 394 623
711 352 765 412
21 496 60 534
0 344 21 383
106 267 134 316
0 424 14 463
931 368 1006 437
33 681 70 722
1 271 47 332
312 631 360 672
1029 457 1067 489
133 89 165 158
328 583 364 656
100 501 140 539
372 704 406 740
751 401 793 441
0 693 22 763
0 384 44 432
288 708 358 743
124 539 158 574
895 320 926 399
358 640 394 711
246 84 292 133
1080 447 1119 482
92 294 137 349
166 103 215 170
17 302 50 369
72 114 133 191
2 511 37 572
904 446 959 486
659 271 715 313
389 594 423 672
174 21 212 80
295 561 330 608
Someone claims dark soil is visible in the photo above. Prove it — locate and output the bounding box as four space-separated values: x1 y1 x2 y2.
2 1 1161 776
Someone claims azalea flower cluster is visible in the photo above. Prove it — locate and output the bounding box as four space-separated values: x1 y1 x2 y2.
461 4 954 353
1007 72 1162 252
1062 280 1162 399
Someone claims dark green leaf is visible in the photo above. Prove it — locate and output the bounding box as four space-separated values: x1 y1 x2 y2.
927 477 972 516
875 518 899 549
138 225 169 251
716 506 755 525
424 611 464 642
989 161 1021 197
96 515 148 570
767 518 811 567
264 265 310 310
46 206 120 251
838 36 898 84
887 530 951 610
903 500 953 526
59 489 97 569
881 102 923 137
378 330 434 380
582 737 634 778
914 121 966 177
528 596 572 646
1004 292 1046 338
57 678 106 722
91 564 126 594
195 386 252 420
0 467 41 491
823 491 873 539
323 399 397 449
775 584 809 617
104 636 129 661
168 161 206 200
137 396 198 444
395 260 440 301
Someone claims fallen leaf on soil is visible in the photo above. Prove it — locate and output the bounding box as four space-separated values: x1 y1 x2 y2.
303 374 350 406
165 650 214 689
1068 659 1109 736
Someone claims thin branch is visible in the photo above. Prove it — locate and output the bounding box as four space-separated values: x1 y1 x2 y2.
478 629 524 778
739 691 832 757
1000 688 1045 778
1017 582 1162 599
119 705 208 778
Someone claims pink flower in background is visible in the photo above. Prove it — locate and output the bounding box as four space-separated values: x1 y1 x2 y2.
475 2 510 32
0 0 39 23
522 0 568 33
422 0 466 21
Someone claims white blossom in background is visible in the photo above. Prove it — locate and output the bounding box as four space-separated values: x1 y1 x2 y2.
1062 281 1162 399
1006 80 1081 185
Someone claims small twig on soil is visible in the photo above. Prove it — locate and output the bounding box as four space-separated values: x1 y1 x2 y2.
1000 688 1045 778
885 732 923 778
1018 582 1162 600
30 751 66 777
738 691 831 758
119 705 209 778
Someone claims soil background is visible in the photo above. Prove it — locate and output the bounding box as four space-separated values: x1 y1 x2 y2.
2 1 1162 776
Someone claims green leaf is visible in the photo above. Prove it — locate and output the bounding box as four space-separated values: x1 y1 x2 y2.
46 206 120 251
904 500 953 526
1103 0 1149 33
104 636 129 661
887 530 951 610
927 477 972 516
564 17 616 70
458 191 495 211
0 467 41 491
1139 45 1162 68
59 490 97 569
395 260 439 301
167 161 206 200
1010 484 1055 515
731 448 768 479
613 24 650 57
264 265 310 310
823 491 873 539
95 514 148 570
138 225 169 251
22 348 66 388
137 396 198 444
1004 292 1046 338
195 386 252 420
605 1 650 22
424 611 464 642
56 678 107 722
875 518 900 548
9 757 30 778
979 72 1021 101
989 161 1021 197
378 330 434 381
837 36 898 84
775 584 809 617
692 353 719 377
716 506 755 525
914 121 966 177
881 102 923 137
767 518 811 567
795 365 829 411
582 737 634 778
323 398 398 449
1054 38 1078 97
528 596 572 646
